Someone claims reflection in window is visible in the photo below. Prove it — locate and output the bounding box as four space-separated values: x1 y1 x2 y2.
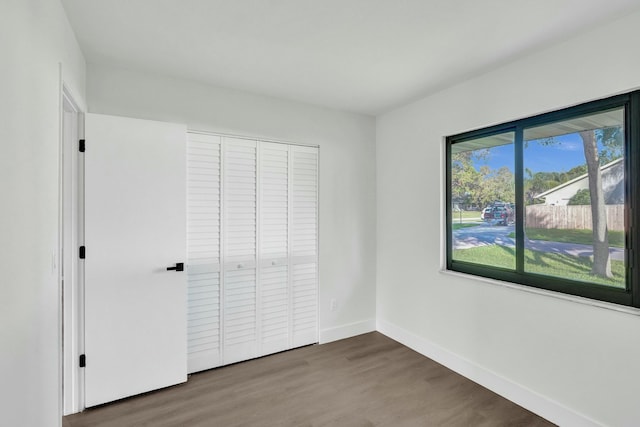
450 132 515 270
446 92 637 306
523 108 625 288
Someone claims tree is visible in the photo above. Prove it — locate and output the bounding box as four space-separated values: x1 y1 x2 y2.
567 189 591 205
490 166 515 203
579 129 613 278
533 126 621 278
597 126 624 165
451 151 484 207
523 165 588 205
524 169 559 204
452 147 519 210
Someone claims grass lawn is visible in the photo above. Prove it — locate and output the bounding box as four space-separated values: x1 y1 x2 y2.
452 223 481 231
453 245 625 288
507 228 625 248
451 210 482 221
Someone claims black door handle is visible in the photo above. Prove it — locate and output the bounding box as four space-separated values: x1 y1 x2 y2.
166 262 184 272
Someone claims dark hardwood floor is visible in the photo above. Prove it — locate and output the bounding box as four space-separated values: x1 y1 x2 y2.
63 332 555 427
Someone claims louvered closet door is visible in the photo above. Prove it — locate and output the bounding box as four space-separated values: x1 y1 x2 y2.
259 142 290 355
186 134 317 370
290 145 319 347
223 137 258 365
186 133 222 373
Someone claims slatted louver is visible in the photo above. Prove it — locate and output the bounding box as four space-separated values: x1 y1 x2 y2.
292 262 317 345
291 146 319 347
259 143 289 354
260 143 289 258
223 137 258 364
188 134 222 265
224 268 257 349
187 133 318 370
187 272 220 370
186 133 221 373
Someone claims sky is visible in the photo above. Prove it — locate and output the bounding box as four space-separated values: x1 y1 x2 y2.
476 133 588 174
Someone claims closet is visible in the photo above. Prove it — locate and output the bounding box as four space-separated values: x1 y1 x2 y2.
186 133 318 373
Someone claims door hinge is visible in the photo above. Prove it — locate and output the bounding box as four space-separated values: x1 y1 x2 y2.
79 246 86 259
79 354 86 368
79 139 85 153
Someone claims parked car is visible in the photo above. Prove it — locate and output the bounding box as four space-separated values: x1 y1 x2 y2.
480 206 493 221
480 202 514 225
492 205 514 226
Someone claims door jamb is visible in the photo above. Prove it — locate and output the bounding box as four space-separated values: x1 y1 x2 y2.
60 84 85 415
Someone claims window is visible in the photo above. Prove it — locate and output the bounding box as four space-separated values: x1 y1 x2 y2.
446 91 640 307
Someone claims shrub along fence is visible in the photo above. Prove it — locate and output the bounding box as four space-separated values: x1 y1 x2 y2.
525 204 624 231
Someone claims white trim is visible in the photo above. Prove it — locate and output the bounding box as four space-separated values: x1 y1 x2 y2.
60 81 84 416
376 319 604 427
319 319 376 344
189 129 319 149
77 109 85 412
315 147 320 345
57 64 63 427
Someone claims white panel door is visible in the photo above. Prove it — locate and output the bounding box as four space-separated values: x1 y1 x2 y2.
259 142 290 354
223 137 258 364
290 145 319 347
186 133 222 373
84 114 187 407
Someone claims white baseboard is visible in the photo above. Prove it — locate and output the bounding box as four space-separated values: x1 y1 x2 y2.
319 319 376 344
376 319 602 427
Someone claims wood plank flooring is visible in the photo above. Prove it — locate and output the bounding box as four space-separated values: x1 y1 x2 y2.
63 332 555 427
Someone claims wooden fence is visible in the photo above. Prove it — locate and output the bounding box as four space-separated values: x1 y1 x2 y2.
525 204 624 231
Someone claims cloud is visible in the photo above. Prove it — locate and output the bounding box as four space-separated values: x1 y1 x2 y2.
555 142 581 151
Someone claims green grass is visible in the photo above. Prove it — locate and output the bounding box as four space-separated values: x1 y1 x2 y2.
453 245 625 288
451 210 482 221
506 228 624 248
452 223 481 231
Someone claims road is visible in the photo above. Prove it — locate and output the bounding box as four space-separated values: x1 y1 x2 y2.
453 222 624 261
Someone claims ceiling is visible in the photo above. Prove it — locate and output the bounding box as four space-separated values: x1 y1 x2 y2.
61 0 640 116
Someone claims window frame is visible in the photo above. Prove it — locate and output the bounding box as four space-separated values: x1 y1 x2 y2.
446 91 640 307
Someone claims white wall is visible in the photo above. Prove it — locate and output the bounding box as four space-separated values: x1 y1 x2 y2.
87 63 377 342
377 10 640 427
0 1 86 427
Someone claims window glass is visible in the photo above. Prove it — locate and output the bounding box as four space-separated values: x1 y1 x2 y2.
447 92 637 306
523 108 626 288
450 132 515 269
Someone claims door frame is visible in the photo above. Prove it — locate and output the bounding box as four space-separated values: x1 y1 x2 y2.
60 83 85 415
